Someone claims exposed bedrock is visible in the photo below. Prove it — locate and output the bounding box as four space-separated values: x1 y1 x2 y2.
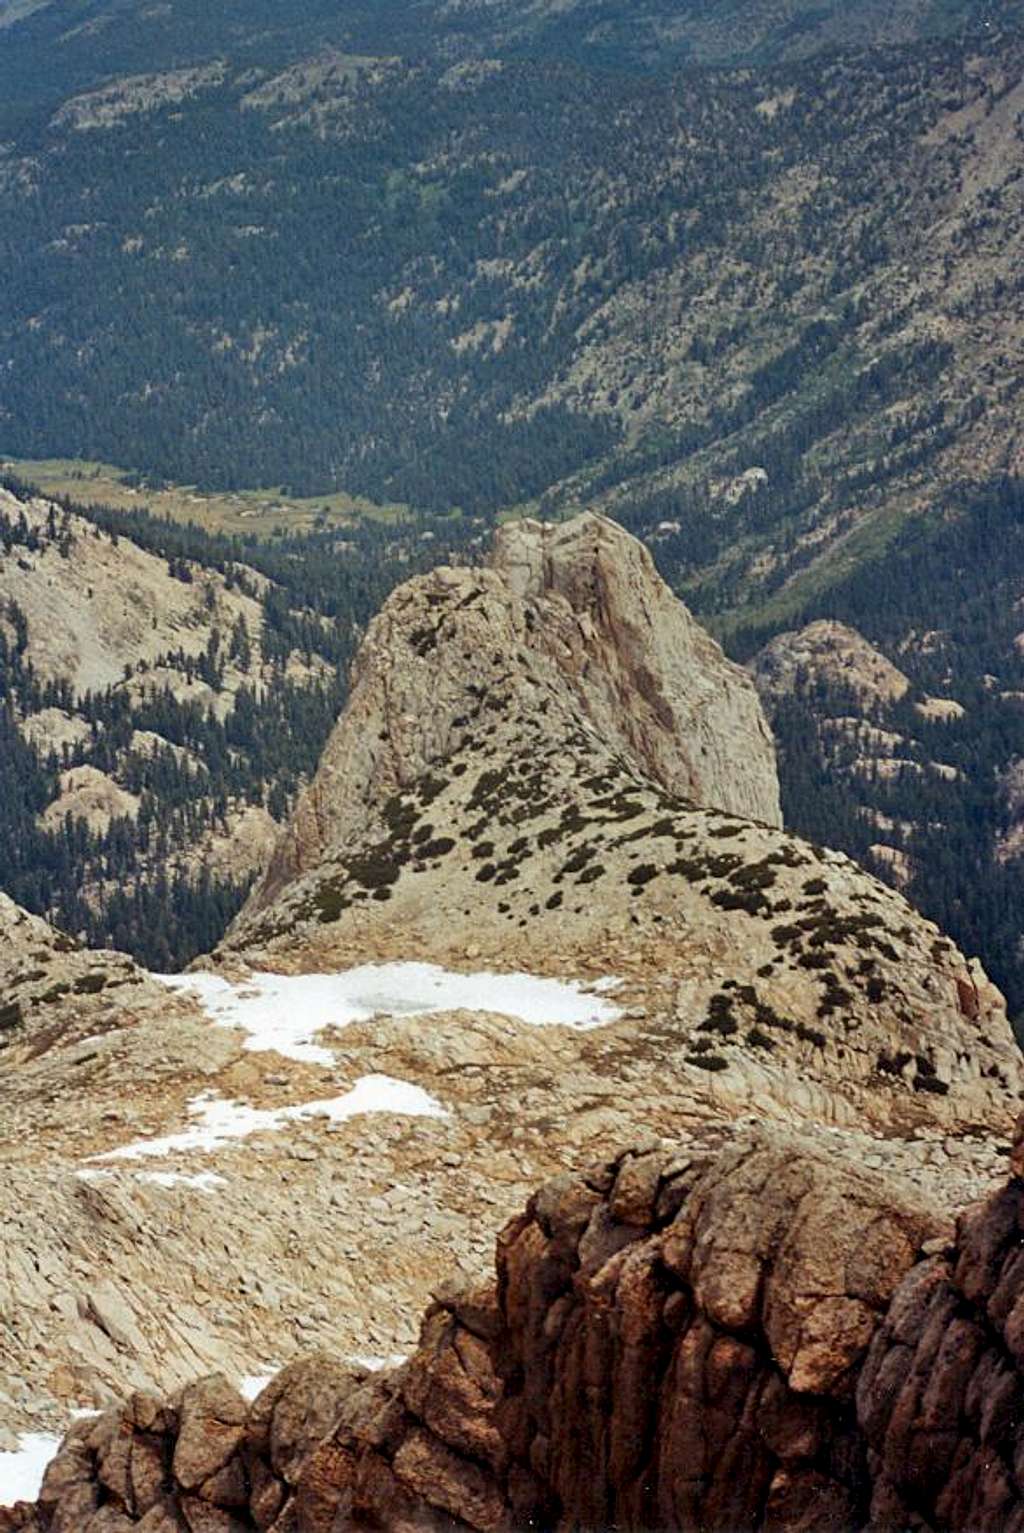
242 511 781 915
13 1120 1024 1532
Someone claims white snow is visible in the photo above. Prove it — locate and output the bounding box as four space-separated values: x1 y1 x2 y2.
0 1433 60 1507
90 1075 448 1163
348 1353 408 1372
239 1372 278 1401
75 1167 226 1190
156 962 622 1065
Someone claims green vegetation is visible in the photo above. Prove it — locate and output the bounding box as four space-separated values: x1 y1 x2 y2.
0 474 478 966
0 456 408 537
748 477 1024 1029
0 16 1020 573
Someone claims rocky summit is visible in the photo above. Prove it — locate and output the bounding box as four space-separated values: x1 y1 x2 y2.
244 512 782 914
2 512 1023 1529
228 514 1018 1137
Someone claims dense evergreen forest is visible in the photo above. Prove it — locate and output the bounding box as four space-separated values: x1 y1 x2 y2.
0 13 1021 620
732 477 1024 1031
4 0 1014 124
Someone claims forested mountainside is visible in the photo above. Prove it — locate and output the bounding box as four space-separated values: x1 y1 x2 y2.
3 0 1017 102
0 17 1021 610
2 0 1024 1015
0 478 473 966
744 476 1024 1025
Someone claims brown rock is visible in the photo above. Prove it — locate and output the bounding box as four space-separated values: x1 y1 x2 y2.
172 1378 247 1493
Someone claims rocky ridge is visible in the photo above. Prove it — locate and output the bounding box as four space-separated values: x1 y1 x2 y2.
10 1120 1024 1531
229 516 1019 1136
0 894 195 1062
1 513 1022 1525
752 621 911 711
246 513 781 913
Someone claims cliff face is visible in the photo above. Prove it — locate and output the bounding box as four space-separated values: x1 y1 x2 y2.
223 517 1020 1138
13 1123 1024 1533
244 512 781 915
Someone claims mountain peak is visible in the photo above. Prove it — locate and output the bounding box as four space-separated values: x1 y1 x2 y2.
244 511 780 914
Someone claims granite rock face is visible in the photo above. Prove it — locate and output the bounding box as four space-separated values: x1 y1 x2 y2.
489 516 780 827
751 620 911 711
14 1124 1024 1532
0 893 194 1062
244 512 781 913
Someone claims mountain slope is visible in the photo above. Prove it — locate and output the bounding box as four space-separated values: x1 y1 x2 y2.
0 512 1017 1463
0 25 1021 569
0 479 479 964
3 0 1016 111
740 476 1024 1029
227 514 1019 1135
20 1126 1024 1532
243 513 780 914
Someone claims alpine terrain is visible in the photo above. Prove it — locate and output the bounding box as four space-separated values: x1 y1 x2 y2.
2 515 1023 1529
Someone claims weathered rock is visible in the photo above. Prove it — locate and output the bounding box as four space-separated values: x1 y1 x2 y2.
38 766 140 836
752 620 911 711
243 511 781 914
173 1378 247 1492
3 507 1023 1530
27 1126 1024 1531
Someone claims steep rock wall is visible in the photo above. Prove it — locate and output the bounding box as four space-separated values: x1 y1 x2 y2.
18 1123 1024 1532
244 512 780 914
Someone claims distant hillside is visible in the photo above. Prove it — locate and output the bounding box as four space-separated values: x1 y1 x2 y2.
0 477 470 965
3 0 1016 113
4 0 1024 1006
0 20 1022 623
742 476 1024 1027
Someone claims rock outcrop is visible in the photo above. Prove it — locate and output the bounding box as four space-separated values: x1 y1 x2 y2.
3 513 1023 1527
751 619 911 711
38 765 140 835
244 512 781 913
13 1122 1024 1532
222 517 1020 1135
0 894 192 1062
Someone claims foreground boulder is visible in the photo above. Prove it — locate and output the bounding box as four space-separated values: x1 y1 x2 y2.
11 1119 1024 1531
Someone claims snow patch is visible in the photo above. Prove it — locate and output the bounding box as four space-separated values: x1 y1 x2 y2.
348 1353 408 1372
239 1372 278 1401
90 1075 448 1163
156 962 622 1064
135 1171 227 1191
0 1433 60 1508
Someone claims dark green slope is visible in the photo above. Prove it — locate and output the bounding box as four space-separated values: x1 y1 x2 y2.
3 0 1017 124
736 476 1024 1031
2 26 1023 574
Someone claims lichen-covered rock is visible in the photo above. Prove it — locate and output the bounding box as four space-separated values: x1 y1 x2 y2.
858 1126 1024 1531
